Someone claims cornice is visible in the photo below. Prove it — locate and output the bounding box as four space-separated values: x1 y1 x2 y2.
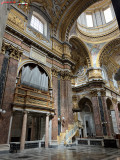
10 4 28 19
5 25 75 66
105 86 120 97
76 25 120 44
72 79 105 92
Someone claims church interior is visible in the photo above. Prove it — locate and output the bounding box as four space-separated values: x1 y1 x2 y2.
0 0 120 154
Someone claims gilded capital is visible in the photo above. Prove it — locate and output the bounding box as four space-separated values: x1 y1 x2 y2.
1 41 22 60
90 89 98 97
112 97 117 104
51 67 58 77
10 47 22 61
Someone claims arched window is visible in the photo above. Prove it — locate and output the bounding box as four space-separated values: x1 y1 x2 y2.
30 15 44 34
21 64 49 91
30 11 47 36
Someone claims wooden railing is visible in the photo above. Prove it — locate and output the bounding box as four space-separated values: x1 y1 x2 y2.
13 85 54 110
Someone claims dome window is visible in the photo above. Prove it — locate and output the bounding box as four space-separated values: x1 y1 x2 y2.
104 7 113 23
86 14 93 27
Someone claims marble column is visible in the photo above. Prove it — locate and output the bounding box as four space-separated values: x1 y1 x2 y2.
92 96 103 137
45 114 49 148
20 111 27 151
52 74 58 140
97 92 107 136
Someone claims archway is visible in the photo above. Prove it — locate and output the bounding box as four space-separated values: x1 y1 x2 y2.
18 63 50 92
106 98 118 134
78 98 95 138
10 63 52 143
97 37 120 69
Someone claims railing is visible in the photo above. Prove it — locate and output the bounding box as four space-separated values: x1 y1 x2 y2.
77 138 103 146
10 140 45 152
57 121 81 145
64 122 79 145
13 85 54 110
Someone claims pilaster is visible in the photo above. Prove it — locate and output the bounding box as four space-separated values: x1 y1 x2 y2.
0 41 22 144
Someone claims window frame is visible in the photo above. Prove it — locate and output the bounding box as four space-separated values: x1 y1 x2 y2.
27 5 51 39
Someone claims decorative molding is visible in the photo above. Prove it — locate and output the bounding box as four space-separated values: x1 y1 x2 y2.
51 67 73 80
72 95 78 109
30 48 46 65
87 68 102 79
8 10 25 31
76 20 119 44
28 28 49 43
112 97 117 104
90 89 98 97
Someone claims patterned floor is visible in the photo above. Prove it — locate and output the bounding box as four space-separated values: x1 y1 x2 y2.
0 145 120 160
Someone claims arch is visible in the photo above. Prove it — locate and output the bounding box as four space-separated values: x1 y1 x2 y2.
78 97 95 137
106 98 114 110
96 37 120 67
78 97 93 112
17 59 52 88
69 35 92 67
106 98 119 134
57 0 101 41
69 36 92 74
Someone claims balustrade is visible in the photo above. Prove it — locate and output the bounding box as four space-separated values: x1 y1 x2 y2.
13 85 54 110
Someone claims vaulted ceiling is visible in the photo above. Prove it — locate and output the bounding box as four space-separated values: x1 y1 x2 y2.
30 0 101 41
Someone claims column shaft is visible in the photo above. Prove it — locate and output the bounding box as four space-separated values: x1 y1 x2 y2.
92 96 103 136
20 111 27 151
45 114 49 148
98 93 107 136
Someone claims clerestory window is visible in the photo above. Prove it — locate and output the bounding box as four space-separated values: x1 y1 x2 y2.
86 14 93 27
30 15 44 34
104 7 113 23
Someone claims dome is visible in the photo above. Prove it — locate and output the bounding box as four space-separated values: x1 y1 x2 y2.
76 0 119 43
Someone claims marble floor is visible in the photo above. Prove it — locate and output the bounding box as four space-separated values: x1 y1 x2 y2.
0 145 120 160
